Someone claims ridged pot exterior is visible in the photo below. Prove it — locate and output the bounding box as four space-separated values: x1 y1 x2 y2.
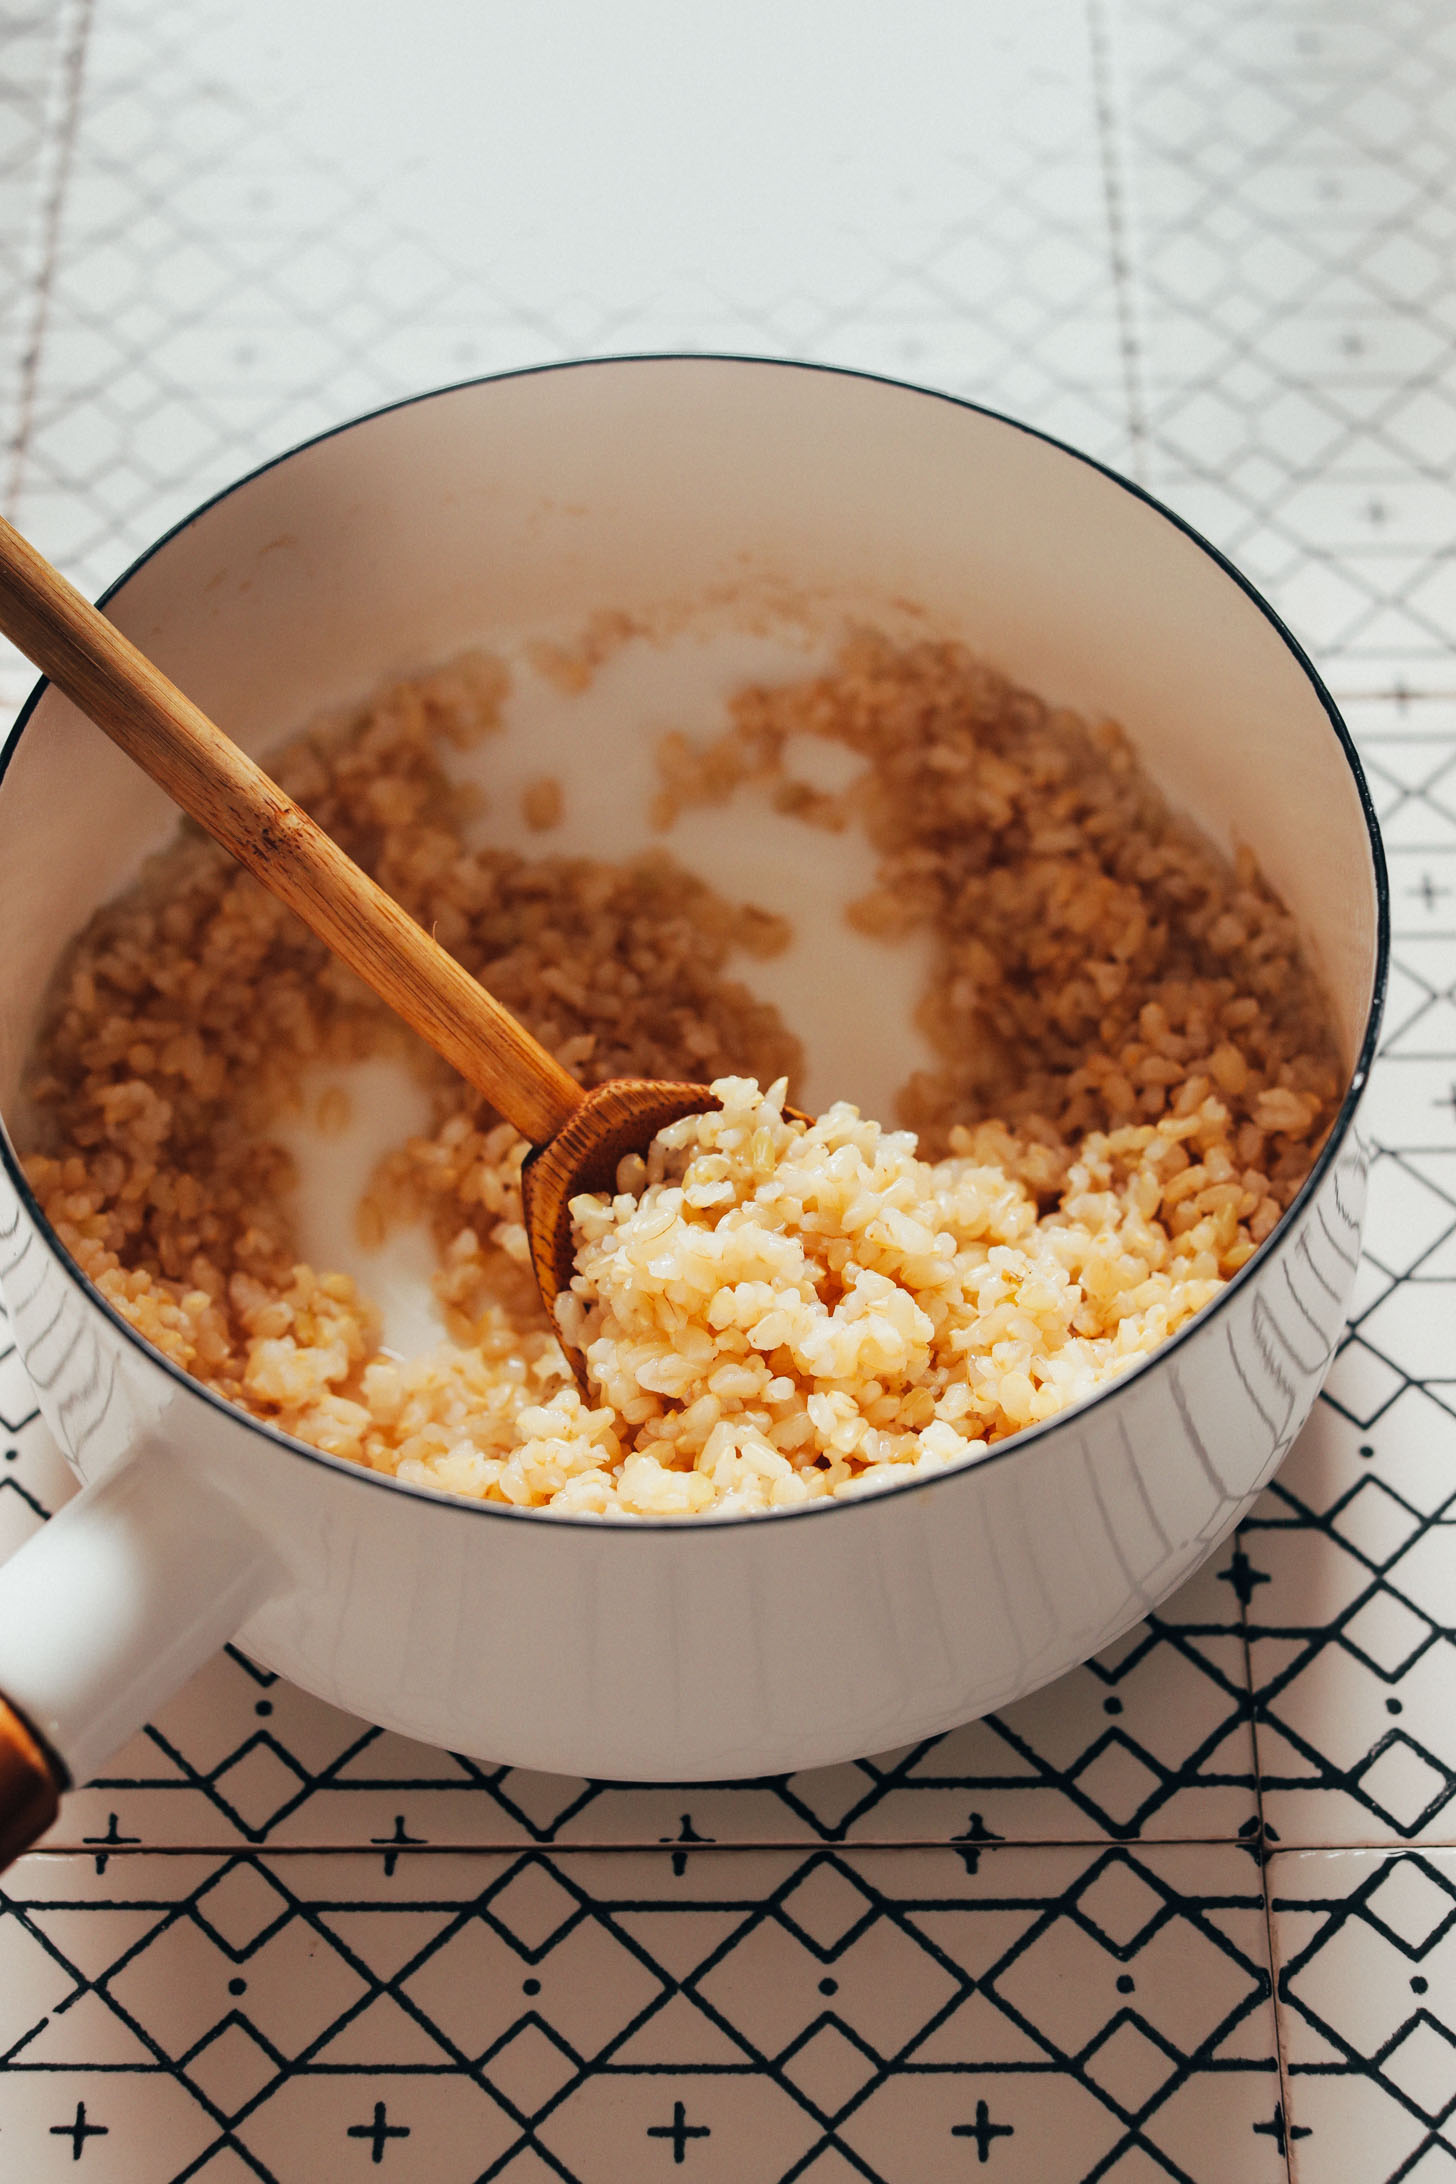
0 1122 1366 1782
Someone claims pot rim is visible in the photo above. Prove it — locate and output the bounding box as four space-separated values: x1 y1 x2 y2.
0 351 1392 1536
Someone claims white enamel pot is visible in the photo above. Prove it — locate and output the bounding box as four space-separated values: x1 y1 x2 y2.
0 358 1387 1861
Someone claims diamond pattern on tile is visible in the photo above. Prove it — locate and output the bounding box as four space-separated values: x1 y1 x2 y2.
1244 1392 1456 1847
0 1844 1282 2182
1116 0 1456 1877
0 0 81 719
1271 1847 1456 2181
0 2 67 421
1123 0 1456 677
8 0 1136 607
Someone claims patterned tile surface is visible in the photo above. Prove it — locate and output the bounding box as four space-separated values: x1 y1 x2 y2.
7 0 1136 594
1244 1383 1456 1849
1125 0 1456 679
0 3 67 430
0 0 1455 2177
1 1844 1281 2183
1270 1847 1456 2182
1116 0 1456 1871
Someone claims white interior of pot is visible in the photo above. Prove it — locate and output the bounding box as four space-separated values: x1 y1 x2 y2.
0 359 1380 1135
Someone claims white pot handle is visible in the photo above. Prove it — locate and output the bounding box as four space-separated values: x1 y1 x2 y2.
0 1443 281 1868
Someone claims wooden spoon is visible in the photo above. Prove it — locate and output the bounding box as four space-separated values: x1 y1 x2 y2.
0 515 803 1376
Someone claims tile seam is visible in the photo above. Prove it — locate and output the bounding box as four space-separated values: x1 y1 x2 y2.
1085 0 1150 481
1246 1600 1299 2180
4 0 94 515
17 1834 1265 1857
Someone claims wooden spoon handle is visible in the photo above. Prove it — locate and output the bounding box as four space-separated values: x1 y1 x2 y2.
0 514 584 1145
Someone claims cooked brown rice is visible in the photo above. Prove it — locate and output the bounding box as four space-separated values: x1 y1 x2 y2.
21 632 1341 1517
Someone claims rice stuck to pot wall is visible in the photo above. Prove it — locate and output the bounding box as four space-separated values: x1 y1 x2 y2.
21 633 1341 1518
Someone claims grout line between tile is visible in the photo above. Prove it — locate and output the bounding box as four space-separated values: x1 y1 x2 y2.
4 0 94 514
1211 1515 1297 2175
22 1832 1263 1858
1261 1844 1304 2180
1085 0 1149 483
1245 1599 1298 2180
1329 687 1456 700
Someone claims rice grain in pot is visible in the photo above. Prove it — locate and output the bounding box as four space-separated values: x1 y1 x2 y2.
19 632 1342 1518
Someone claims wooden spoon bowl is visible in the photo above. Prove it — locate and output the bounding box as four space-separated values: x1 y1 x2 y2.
524 1077 813 1337
522 1077 736 1316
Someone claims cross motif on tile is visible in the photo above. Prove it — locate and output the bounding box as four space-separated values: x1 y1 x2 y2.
951 1810 1006 1873
369 1815 425 1876
1253 2099 1311 2154
952 2098 1015 2162
1218 1543 1270 1607
347 2102 410 2163
49 2102 109 2160
647 2100 711 2163
659 1813 715 1875
80 1811 142 1876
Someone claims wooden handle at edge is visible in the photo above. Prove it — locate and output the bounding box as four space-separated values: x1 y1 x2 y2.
0 514 584 1146
0 1693 65 1874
